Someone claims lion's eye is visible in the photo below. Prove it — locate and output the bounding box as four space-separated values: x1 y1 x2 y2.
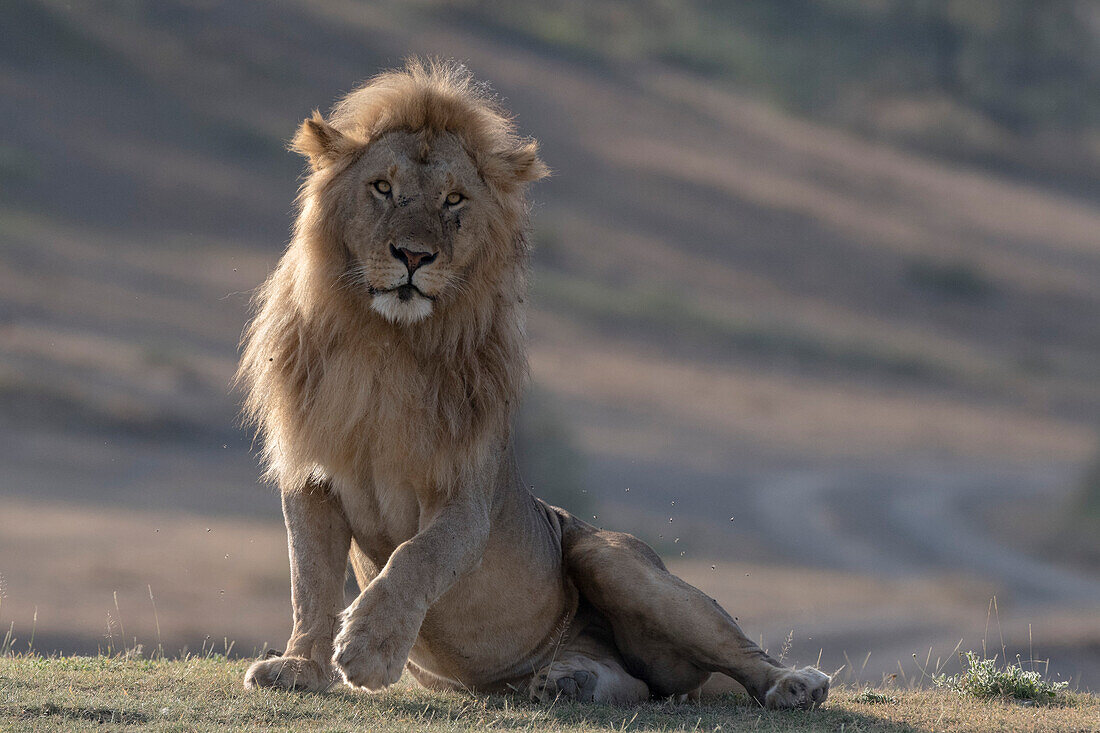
372 180 392 196
444 191 465 206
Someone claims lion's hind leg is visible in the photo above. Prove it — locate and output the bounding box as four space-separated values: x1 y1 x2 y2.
557 513 829 709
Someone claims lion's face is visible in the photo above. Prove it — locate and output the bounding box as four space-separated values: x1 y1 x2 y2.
332 131 492 326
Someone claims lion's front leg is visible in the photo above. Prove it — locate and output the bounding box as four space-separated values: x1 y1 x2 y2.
333 491 490 691
245 479 351 692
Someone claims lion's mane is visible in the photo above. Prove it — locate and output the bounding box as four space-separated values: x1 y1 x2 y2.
237 59 547 495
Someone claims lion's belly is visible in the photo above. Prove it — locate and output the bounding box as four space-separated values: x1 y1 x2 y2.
409 492 575 690
333 471 576 690
410 526 575 690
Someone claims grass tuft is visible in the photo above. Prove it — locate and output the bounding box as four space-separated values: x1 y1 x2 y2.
933 651 1068 704
852 688 898 705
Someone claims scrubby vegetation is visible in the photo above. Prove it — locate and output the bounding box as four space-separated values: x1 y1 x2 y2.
514 388 591 516
934 652 1069 703
1056 447 1100 566
1076 448 1100 521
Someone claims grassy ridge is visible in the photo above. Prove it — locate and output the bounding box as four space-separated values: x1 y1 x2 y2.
1 656 1096 732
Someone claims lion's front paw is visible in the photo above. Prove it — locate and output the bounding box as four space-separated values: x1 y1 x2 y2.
244 655 332 692
332 598 422 691
764 667 830 710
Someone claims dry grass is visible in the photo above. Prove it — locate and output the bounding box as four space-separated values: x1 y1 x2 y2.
0 655 1096 732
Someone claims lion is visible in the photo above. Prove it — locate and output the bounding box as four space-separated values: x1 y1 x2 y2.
237 59 829 709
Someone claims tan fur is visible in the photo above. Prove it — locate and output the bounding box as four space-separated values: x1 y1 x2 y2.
240 59 828 710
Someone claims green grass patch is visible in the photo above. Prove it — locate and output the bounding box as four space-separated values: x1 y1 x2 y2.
852 688 898 705
0 655 1096 732
934 651 1069 704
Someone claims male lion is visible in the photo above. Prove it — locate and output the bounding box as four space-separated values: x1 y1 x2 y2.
238 59 829 709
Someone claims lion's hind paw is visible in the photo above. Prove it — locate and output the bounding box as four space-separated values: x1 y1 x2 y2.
530 665 598 703
763 667 830 710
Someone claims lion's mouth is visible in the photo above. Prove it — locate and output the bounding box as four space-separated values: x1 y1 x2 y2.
369 282 435 301
395 283 421 302
368 281 436 325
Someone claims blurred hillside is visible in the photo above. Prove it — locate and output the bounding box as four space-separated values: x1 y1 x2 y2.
447 0 1100 197
1 0 1099 685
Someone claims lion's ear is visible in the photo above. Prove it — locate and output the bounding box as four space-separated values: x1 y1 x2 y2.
501 140 549 184
290 111 353 171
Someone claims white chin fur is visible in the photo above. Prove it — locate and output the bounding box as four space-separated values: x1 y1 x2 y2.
370 290 433 325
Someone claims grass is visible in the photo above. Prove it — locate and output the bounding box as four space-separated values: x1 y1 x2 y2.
851 688 898 705
0 655 1096 732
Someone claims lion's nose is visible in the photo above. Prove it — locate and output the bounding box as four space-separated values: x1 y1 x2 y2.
390 244 437 274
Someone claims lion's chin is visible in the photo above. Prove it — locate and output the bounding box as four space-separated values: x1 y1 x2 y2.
370 290 434 325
